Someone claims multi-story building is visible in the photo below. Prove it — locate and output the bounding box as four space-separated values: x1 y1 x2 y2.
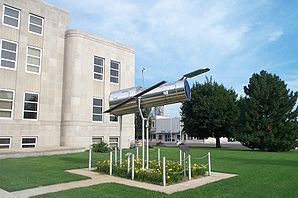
0 0 135 149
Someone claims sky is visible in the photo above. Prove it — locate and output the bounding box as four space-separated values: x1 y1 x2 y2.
47 0 298 117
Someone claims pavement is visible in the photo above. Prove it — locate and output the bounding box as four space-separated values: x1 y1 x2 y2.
0 147 86 159
160 142 247 149
0 168 238 197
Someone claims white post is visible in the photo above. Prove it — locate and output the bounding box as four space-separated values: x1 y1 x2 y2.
183 152 186 177
114 146 117 165
142 117 145 169
88 146 92 171
110 151 113 175
146 119 149 169
127 156 130 172
188 155 191 181
136 146 139 161
119 116 123 167
132 154 135 180
158 147 161 166
163 157 166 187
179 150 182 165
208 152 211 176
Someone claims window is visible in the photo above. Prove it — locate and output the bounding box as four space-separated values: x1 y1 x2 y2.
94 56 104 80
28 14 44 35
152 120 155 128
92 136 103 144
2 5 20 28
0 89 14 119
22 137 37 148
110 113 118 122
93 98 103 122
109 137 119 148
1 39 18 70
0 137 11 149
158 135 163 140
110 61 119 83
165 134 171 142
23 92 39 120
26 46 42 74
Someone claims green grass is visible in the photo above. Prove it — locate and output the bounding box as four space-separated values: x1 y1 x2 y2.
0 152 92 192
1 147 298 197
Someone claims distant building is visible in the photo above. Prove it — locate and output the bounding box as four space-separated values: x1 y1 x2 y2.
150 115 228 144
0 0 134 149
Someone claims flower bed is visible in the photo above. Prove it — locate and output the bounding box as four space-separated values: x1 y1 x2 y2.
97 159 207 185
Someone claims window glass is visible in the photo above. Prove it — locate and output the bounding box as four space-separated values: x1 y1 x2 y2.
3 5 20 28
93 98 103 121
1 40 17 69
94 56 104 80
110 61 119 83
27 46 42 73
0 89 14 118
23 92 38 120
29 14 44 35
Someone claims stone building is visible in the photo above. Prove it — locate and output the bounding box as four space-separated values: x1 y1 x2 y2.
0 0 135 149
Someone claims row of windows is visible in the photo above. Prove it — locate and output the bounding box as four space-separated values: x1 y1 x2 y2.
94 56 120 83
0 89 118 122
0 39 42 73
92 136 119 148
0 39 120 82
0 89 38 120
0 136 37 149
0 136 120 149
2 4 44 35
92 97 118 122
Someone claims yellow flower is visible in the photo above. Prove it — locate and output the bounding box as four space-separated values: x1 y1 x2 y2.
167 176 170 179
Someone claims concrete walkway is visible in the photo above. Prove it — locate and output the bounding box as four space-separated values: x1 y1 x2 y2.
0 147 86 159
0 169 237 197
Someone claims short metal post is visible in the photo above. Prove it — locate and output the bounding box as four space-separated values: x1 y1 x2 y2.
128 156 130 172
115 147 117 165
88 146 92 171
158 147 161 166
119 115 123 167
146 119 149 169
163 157 166 187
208 152 211 176
183 152 186 177
110 151 113 175
132 154 135 180
179 150 182 165
136 146 139 161
188 155 191 181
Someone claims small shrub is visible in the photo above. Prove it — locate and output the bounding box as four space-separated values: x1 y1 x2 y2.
92 142 111 153
97 158 207 185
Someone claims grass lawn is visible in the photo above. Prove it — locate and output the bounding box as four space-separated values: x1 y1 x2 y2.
1 147 298 197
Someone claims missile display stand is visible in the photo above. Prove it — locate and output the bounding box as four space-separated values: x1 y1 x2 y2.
137 97 150 169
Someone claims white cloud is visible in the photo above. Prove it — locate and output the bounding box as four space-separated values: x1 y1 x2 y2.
47 0 296 117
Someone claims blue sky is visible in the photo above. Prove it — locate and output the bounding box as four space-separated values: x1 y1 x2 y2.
47 0 298 117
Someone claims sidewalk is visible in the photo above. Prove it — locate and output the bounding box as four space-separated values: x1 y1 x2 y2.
0 147 86 159
3 169 237 197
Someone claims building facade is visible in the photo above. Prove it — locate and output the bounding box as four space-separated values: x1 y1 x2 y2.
0 0 135 149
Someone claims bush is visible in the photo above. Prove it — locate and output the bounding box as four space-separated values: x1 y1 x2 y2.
97 159 207 185
92 142 111 153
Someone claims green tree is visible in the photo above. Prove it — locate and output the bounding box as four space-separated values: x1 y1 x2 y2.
236 70 298 151
181 78 239 148
135 108 152 140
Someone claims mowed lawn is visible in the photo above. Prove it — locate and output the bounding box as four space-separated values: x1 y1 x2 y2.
0 147 297 197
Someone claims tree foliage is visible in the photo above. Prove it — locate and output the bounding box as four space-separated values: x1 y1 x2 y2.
181 77 239 148
236 70 298 151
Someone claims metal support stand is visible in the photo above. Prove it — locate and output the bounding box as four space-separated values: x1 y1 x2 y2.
119 115 123 167
146 119 149 169
137 97 147 169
